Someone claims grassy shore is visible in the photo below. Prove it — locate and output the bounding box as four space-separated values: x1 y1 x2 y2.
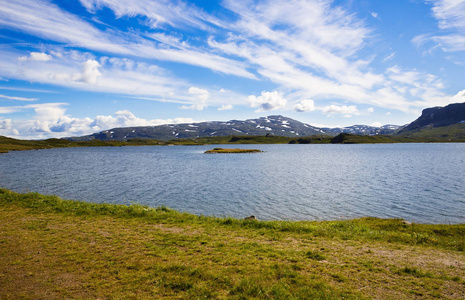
0 135 299 153
0 189 464 299
3 132 465 154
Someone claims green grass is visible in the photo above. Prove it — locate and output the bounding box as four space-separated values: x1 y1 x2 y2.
397 123 465 142
1 188 464 299
204 148 263 153
0 135 165 153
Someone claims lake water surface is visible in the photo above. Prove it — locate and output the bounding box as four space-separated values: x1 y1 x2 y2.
1 144 464 224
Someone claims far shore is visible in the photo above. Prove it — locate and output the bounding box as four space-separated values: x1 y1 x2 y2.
2 133 465 154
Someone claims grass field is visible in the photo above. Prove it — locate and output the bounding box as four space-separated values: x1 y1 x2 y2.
1 189 464 299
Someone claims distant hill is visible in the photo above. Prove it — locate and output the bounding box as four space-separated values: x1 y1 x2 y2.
398 102 465 134
65 115 400 142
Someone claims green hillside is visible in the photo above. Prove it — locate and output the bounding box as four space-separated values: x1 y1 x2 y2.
397 123 465 142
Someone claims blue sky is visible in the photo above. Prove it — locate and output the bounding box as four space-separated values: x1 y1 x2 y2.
1 0 464 139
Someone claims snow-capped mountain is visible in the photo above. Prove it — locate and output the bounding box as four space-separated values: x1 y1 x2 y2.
324 124 401 135
66 115 400 141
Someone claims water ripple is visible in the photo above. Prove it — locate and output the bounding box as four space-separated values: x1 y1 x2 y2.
1 144 464 223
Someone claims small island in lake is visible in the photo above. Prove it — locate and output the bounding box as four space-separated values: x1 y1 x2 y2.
204 147 263 153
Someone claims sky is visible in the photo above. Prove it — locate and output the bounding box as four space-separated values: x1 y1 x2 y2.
1 0 465 139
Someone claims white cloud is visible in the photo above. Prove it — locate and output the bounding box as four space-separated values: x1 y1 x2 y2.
18 52 52 62
0 106 197 139
33 103 67 121
383 52 396 62
0 118 12 130
218 104 233 111
0 94 38 101
367 107 374 113
179 104 206 110
74 59 102 85
294 99 315 112
451 89 465 101
78 0 222 30
0 0 460 121
429 0 465 30
216 0 374 85
99 112 192 134
0 0 256 79
247 91 287 112
371 12 379 19
188 86 210 101
322 105 359 115
0 107 23 114
0 48 193 103
0 86 55 93
2 47 254 112
180 86 210 110
91 110 162 128
371 122 382 127
206 0 455 113
0 103 68 115
383 65 453 110
414 0 465 51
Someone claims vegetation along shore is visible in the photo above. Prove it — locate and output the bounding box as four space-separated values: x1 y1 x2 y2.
0 189 464 299
2 131 465 154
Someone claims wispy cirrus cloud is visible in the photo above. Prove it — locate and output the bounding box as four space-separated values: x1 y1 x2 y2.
0 0 460 127
0 94 38 101
0 48 186 99
0 102 68 115
78 0 224 30
0 46 250 112
430 0 465 30
414 0 465 52
207 0 452 113
0 0 255 79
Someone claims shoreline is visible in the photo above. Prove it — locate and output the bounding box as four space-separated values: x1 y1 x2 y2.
1 187 464 227
1 187 464 225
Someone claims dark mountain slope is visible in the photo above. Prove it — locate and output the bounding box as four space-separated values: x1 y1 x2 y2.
398 102 465 134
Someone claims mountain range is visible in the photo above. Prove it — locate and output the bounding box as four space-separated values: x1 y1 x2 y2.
66 102 465 142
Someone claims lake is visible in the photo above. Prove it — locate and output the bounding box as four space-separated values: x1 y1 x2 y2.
1 144 464 224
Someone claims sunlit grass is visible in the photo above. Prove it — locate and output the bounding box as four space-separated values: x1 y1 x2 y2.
1 188 464 299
